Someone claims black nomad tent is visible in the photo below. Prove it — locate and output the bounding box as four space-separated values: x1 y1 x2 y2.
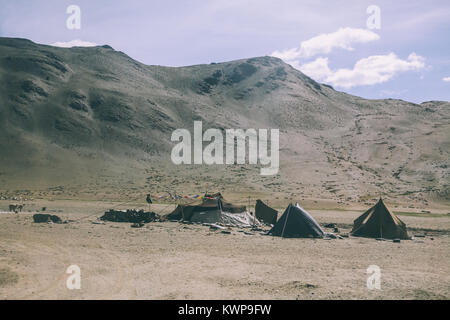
269 203 324 238
351 198 409 239
255 199 278 225
167 193 259 227
167 193 246 220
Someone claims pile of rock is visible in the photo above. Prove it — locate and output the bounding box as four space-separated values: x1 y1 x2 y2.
33 214 63 224
100 209 159 223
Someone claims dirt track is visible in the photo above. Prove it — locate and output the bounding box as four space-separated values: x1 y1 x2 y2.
0 200 449 300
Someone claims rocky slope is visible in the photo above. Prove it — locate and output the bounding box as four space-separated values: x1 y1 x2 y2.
0 37 448 206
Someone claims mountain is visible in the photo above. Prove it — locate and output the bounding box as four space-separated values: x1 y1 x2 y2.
0 37 448 206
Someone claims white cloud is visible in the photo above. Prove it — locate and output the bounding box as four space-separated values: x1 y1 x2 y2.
51 39 98 48
272 27 428 89
271 47 301 62
272 27 379 60
326 53 425 88
299 27 380 58
443 77 450 82
297 53 425 89
298 57 331 80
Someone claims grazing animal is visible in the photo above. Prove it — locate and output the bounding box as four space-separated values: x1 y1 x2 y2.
9 204 24 213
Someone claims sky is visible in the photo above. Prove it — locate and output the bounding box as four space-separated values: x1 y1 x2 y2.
1 0 449 103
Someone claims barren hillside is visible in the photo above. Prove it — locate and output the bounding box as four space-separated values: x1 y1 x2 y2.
0 37 448 207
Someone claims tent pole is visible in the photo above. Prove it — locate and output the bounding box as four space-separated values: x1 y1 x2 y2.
281 204 291 238
249 196 255 227
380 218 383 239
379 202 383 238
218 198 222 222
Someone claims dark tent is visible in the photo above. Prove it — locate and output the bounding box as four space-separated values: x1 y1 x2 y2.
269 203 324 238
351 198 409 239
166 193 257 227
167 193 246 221
167 198 203 221
255 200 278 225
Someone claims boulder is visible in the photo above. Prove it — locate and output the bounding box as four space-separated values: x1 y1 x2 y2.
33 214 63 224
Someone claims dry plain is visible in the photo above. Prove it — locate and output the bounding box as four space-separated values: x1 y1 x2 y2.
1 199 448 300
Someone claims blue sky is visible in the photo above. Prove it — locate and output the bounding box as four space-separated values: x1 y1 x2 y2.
1 0 449 103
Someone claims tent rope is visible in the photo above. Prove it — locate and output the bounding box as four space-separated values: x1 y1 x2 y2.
69 194 149 223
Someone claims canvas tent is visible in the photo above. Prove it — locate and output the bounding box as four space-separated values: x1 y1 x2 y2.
351 198 409 239
167 193 259 227
255 199 278 225
269 203 324 238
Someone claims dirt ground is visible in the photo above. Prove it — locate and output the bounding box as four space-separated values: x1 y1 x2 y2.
0 199 449 300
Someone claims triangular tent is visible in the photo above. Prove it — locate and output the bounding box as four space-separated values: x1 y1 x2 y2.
167 193 258 227
255 199 278 225
351 198 409 239
269 203 324 238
